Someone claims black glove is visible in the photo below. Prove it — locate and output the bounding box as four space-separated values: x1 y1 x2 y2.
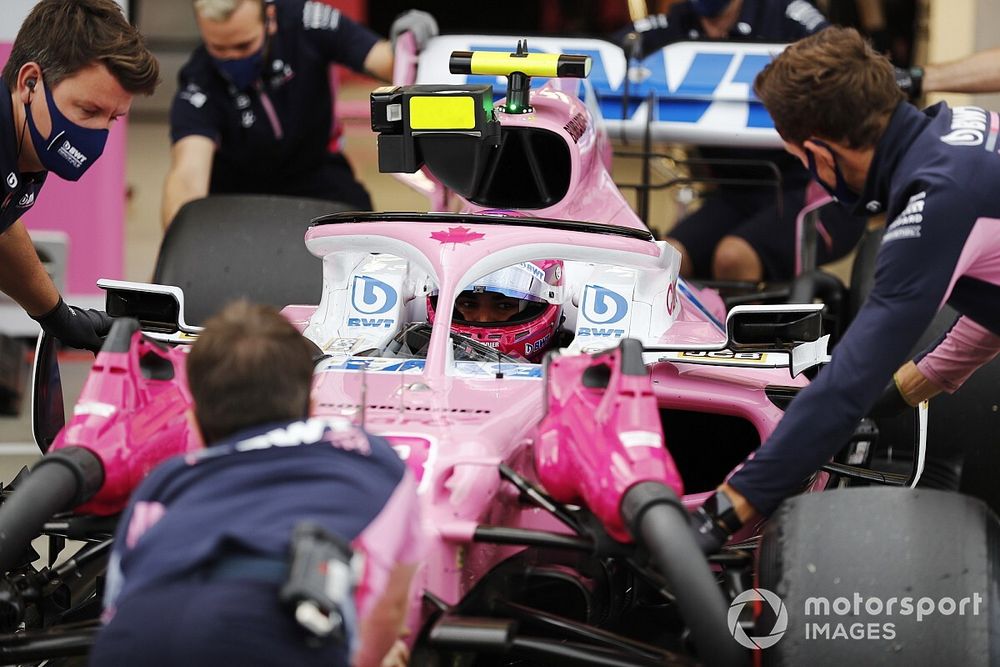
32 298 112 353
895 66 924 99
389 9 438 51
868 377 911 418
688 490 743 554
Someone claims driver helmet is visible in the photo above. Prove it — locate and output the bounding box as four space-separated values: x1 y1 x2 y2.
427 260 564 363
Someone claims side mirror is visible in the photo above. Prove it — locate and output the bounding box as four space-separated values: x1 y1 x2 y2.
30 332 64 454
726 304 824 351
105 288 180 334
98 279 200 335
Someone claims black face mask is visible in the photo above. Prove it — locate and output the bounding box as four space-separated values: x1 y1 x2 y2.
806 139 859 209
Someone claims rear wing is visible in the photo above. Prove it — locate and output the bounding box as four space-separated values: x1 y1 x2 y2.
413 35 786 148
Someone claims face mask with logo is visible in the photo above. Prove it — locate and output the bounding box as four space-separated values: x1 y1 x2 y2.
25 77 109 182
806 139 859 209
212 47 264 91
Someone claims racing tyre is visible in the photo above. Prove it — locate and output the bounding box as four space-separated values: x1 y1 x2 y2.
758 487 999 666
154 194 353 325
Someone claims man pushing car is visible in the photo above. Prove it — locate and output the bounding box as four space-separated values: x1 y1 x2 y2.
691 26 1000 546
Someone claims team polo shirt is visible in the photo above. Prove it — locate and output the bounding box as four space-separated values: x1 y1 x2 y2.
0 81 46 234
104 417 423 622
623 0 828 57
729 101 1000 515
169 0 380 195
618 0 830 186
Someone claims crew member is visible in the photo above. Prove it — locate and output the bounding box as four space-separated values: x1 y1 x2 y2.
690 27 1000 545
90 302 424 666
1 0 158 350
161 0 437 227
619 0 868 282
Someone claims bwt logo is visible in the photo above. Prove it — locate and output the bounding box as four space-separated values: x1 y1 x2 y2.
581 285 629 325
57 140 87 168
351 275 398 315
347 317 394 328
578 327 624 338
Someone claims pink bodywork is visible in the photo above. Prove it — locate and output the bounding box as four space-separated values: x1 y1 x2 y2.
45 59 808 641
50 332 201 516
297 217 804 623
535 344 684 543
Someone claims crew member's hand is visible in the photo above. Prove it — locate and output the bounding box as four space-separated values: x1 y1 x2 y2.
868 376 911 418
379 639 409 667
688 489 744 554
390 9 438 51
894 66 924 99
32 298 112 352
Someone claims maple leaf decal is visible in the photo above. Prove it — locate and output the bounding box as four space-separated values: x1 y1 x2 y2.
430 226 485 246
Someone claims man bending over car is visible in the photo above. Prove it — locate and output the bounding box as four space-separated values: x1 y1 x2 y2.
617 0 868 282
161 0 437 227
690 27 1000 548
1 0 158 351
90 302 424 667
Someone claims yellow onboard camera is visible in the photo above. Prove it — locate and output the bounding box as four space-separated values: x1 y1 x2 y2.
370 40 592 207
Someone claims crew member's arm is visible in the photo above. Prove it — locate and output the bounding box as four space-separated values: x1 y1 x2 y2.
922 48 1000 95
362 41 393 83
0 221 60 315
877 316 1000 414
913 316 1000 394
0 222 111 351
353 562 418 667
723 186 978 519
351 467 425 667
161 135 214 229
303 5 385 80
306 7 436 84
163 79 222 229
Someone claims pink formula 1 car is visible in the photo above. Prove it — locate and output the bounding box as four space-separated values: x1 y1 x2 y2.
0 41 995 667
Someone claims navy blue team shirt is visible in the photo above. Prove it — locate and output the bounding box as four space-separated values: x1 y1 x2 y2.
0 80 46 234
619 0 830 185
728 101 1000 515
104 416 408 610
623 0 827 58
169 0 379 203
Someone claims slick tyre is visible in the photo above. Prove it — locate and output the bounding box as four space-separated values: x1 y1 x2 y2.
758 487 999 667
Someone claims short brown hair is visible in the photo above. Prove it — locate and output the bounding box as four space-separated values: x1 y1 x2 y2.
754 27 905 148
187 301 316 443
2 0 159 95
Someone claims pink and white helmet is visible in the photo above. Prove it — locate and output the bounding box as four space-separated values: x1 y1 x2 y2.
428 260 564 363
